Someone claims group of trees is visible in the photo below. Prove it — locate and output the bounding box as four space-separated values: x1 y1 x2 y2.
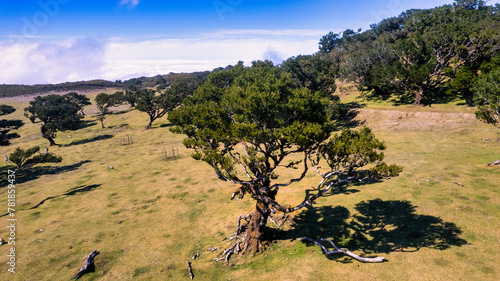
0 105 23 146
318 0 500 111
95 73 208 129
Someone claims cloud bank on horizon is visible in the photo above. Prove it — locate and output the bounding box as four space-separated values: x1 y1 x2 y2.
0 29 323 84
0 0 464 85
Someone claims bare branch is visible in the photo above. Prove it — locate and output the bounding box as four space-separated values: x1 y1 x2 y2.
226 144 254 180
271 152 309 189
301 237 385 263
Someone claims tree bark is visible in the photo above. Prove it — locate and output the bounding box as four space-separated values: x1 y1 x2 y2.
146 115 154 129
242 201 270 253
413 86 424 106
41 124 57 146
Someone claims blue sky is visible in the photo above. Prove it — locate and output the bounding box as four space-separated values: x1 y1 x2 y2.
0 0 466 84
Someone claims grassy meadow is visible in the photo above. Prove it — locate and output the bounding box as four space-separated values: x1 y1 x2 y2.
0 90 499 280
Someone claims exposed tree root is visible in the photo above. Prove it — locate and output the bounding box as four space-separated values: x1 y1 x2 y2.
301 237 385 263
215 241 242 262
215 213 255 263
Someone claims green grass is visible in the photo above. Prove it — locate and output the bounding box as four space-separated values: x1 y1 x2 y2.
0 90 499 280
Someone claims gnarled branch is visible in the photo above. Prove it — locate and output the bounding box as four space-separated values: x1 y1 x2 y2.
301 237 385 263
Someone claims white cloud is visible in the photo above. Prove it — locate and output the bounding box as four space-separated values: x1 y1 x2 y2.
0 29 325 84
119 0 140 8
0 37 108 84
101 31 321 81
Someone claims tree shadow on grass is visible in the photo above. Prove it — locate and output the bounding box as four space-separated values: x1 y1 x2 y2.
79 120 98 129
63 135 114 147
0 184 100 217
337 102 366 128
0 160 91 186
30 184 101 209
278 199 467 263
110 109 133 115
158 123 174 128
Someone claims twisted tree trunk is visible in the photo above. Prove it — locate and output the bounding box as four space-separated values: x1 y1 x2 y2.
242 201 271 253
41 124 57 146
413 86 424 106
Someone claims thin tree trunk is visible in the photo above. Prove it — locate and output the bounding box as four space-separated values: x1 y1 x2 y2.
146 115 154 129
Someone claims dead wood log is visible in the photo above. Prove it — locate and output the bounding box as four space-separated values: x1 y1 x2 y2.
487 160 500 166
74 250 99 280
186 260 194 279
451 181 465 187
301 237 385 263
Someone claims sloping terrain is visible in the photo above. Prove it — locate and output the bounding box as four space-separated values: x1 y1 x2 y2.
0 91 498 280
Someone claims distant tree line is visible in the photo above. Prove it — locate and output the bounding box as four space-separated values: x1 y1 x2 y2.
0 72 210 98
318 0 500 108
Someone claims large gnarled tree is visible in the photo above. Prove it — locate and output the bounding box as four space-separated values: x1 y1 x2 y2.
169 61 401 259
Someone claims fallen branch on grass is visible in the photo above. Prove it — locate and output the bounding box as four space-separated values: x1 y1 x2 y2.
487 160 500 166
186 260 194 279
301 237 385 263
74 250 99 280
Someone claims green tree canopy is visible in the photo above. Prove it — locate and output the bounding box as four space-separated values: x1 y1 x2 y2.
281 54 338 96
0 105 23 146
473 68 500 128
24 95 84 146
319 0 500 106
64 92 91 115
7 146 62 172
135 88 181 129
94 92 125 128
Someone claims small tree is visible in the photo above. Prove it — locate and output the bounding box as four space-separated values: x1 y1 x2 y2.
24 95 84 146
135 89 181 129
94 92 123 128
0 105 24 146
7 146 62 172
169 61 401 258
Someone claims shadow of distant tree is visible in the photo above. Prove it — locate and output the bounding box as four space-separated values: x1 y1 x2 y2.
30 184 101 209
159 123 174 128
0 184 100 217
279 199 467 262
337 102 366 128
79 120 98 129
0 160 91 186
63 135 113 146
